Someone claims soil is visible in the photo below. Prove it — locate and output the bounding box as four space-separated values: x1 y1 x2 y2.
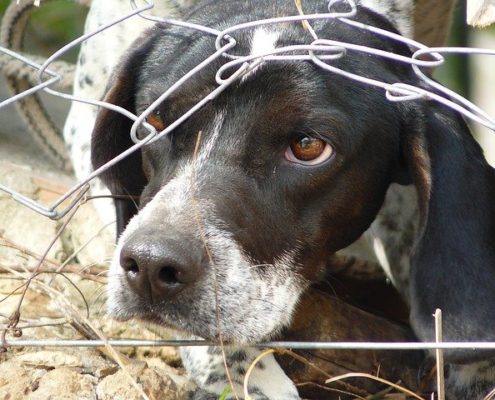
0 141 196 400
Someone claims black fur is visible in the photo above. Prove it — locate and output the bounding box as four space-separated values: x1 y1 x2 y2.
91 1 495 397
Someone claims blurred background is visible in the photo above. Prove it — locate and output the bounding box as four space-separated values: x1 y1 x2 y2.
437 1 495 165
0 0 87 165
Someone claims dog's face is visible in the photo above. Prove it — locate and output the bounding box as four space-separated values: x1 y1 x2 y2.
96 11 406 341
92 0 495 354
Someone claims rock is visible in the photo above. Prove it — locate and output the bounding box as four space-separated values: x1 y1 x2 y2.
96 362 183 400
0 159 66 266
0 148 114 272
28 367 97 400
0 360 46 400
17 351 83 369
145 357 190 389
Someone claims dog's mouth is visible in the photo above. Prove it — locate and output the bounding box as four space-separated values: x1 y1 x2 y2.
107 263 307 344
110 306 279 344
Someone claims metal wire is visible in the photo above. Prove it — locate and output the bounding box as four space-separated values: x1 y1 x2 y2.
0 47 61 109
5 339 495 350
0 0 494 218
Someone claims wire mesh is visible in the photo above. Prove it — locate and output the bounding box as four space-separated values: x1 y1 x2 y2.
1 0 495 220
1 2 495 399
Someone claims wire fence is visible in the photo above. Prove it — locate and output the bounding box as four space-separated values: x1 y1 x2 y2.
1 0 495 398
1 0 495 221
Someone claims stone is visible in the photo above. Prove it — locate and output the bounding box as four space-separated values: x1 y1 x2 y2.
0 360 46 400
28 367 97 400
17 351 83 369
96 362 182 400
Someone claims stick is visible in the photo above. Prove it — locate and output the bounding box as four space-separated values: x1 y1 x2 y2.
435 309 445 400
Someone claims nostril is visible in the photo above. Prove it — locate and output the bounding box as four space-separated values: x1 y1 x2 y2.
121 257 140 277
158 266 180 286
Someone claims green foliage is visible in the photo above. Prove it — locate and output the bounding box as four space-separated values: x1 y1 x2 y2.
0 0 9 15
433 1 470 98
218 385 232 400
0 0 87 62
26 1 87 62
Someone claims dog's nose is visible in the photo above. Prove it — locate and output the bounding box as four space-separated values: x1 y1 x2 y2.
119 232 204 302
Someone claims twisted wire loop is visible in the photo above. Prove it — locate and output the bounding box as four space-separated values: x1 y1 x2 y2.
0 0 494 219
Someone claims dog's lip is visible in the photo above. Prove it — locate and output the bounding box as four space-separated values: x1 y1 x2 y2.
108 305 282 344
137 311 193 334
108 309 188 334
134 312 259 344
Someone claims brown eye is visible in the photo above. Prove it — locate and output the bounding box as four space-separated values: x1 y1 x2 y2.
145 110 166 132
285 135 333 165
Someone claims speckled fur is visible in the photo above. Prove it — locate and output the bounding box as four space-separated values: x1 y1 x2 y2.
181 346 299 399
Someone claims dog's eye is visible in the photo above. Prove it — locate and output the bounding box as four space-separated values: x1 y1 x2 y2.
145 110 166 132
285 136 333 165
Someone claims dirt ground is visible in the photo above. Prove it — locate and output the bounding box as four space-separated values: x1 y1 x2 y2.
0 135 196 400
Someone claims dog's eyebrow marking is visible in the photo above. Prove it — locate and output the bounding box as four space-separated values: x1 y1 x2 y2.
250 28 279 57
242 28 280 81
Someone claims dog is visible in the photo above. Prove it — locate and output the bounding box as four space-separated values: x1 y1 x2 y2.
66 0 495 398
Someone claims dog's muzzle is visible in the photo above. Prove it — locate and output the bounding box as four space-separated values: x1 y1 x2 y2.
120 228 207 303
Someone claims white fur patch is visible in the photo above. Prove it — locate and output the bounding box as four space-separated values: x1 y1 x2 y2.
241 28 280 81
181 346 300 399
246 352 300 399
250 28 279 57
368 184 418 300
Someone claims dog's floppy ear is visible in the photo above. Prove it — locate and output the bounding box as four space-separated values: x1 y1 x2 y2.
91 28 161 236
403 102 495 363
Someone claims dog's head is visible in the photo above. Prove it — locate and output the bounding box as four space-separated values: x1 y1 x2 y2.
92 0 495 359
